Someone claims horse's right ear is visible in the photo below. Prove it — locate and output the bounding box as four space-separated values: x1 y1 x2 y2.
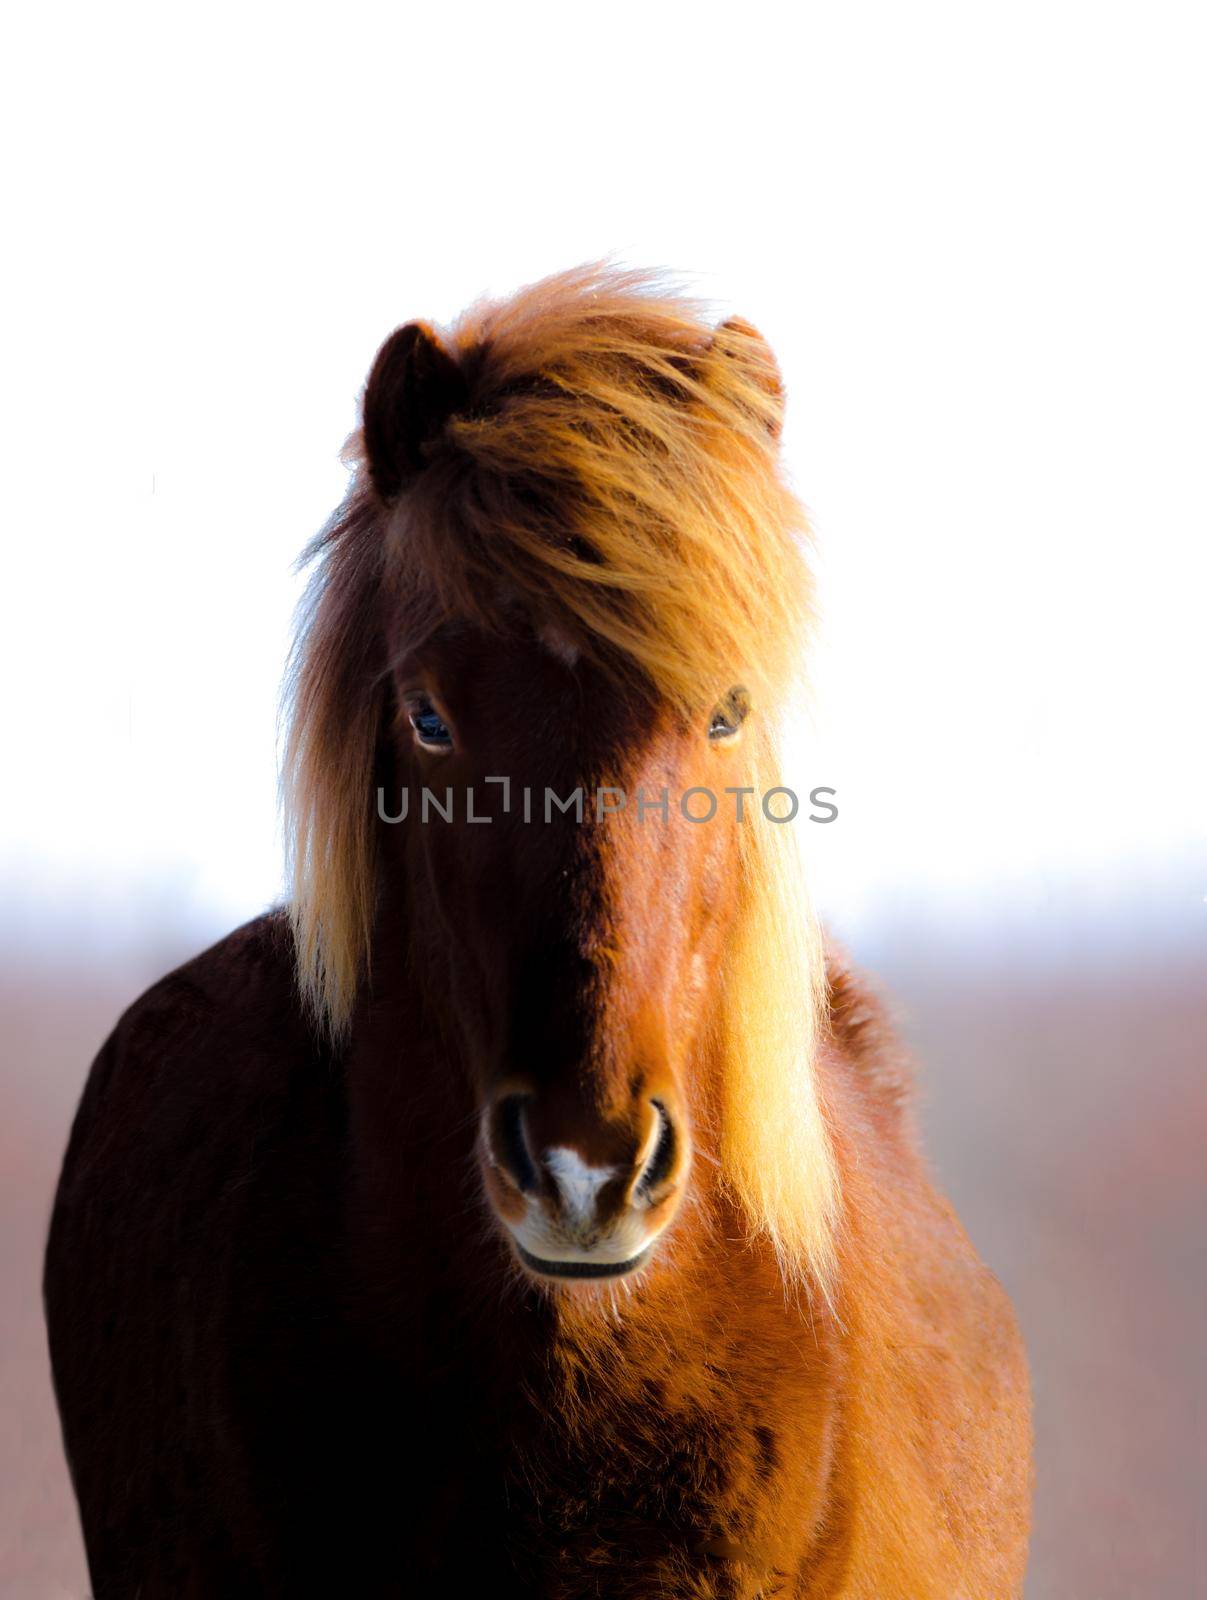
362 322 469 501
705 316 785 441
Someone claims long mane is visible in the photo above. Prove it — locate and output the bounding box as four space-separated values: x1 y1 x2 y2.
283 264 838 1293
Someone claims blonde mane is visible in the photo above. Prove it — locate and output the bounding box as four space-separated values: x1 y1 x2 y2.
283 264 838 1293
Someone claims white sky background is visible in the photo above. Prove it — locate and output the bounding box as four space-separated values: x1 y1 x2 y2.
2 2 1204 970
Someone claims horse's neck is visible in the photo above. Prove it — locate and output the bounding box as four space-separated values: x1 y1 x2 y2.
344 900 475 1203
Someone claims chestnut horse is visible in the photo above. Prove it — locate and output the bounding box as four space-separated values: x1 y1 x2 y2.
45 266 1031 1597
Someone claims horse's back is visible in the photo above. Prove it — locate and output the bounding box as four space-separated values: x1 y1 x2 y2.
44 911 353 1597
820 953 1032 1597
47 911 319 1277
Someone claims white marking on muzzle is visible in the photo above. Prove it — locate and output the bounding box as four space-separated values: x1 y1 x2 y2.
544 1146 617 1222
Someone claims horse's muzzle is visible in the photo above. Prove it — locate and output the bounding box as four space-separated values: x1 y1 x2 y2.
480 1090 687 1280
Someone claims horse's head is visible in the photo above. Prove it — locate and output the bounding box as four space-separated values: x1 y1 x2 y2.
385 619 758 1279
286 267 837 1295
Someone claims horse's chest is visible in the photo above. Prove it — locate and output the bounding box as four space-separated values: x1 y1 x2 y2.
337 1227 844 1593
436 1333 842 1599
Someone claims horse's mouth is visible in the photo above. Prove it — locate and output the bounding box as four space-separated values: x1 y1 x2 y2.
516 1244 650 1280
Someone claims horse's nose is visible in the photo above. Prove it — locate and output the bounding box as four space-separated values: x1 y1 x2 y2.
486 1092 685 1276
492 1092 542 1196
491 1093 679 1209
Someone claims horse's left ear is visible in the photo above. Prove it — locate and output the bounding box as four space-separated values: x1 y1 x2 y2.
362 321 469 501
706 316 785 441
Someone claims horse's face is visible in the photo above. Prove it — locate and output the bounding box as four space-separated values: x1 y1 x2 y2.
388 620 752 1283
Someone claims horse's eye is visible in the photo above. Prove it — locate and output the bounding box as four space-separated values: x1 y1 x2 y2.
406 694 453 751
707 686 750 742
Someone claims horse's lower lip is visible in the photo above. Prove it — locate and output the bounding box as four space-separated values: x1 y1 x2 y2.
517 1244 650 1280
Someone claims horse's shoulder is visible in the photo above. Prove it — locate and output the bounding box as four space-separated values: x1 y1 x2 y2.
823 945 915 1114
122 905 305 1055
820 948 1032 1586
62 910 323 1188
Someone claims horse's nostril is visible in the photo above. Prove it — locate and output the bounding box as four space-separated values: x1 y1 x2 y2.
637 1101 677 1198
494 1095 538 1194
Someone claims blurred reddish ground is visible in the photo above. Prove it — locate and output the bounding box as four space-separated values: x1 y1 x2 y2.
3 939 1204 1597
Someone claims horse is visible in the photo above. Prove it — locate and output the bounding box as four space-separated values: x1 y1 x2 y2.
45 265 1031 1597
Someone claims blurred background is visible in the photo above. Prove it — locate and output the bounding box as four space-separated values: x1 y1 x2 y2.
3 3 1204 1595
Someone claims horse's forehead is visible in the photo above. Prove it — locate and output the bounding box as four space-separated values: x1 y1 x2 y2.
420 590 672 737
534 619 581 668
484 581 580 667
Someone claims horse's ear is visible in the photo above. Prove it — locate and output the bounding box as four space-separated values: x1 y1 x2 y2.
362 321 469 501
707 315 785 441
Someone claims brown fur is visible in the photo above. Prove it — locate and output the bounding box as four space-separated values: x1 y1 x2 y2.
46 266 1031 1596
